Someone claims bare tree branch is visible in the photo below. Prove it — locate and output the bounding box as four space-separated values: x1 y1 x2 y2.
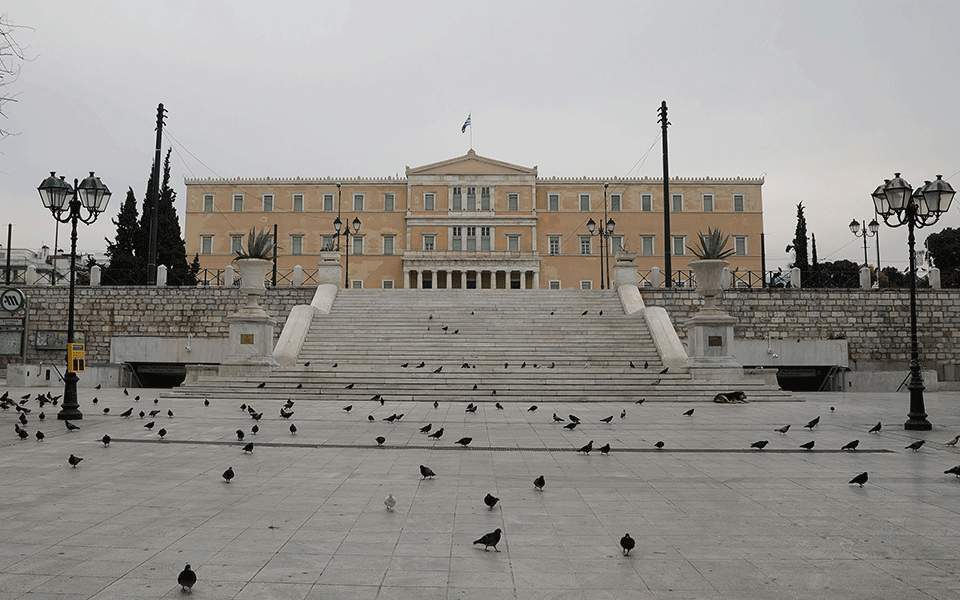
0 14 31 138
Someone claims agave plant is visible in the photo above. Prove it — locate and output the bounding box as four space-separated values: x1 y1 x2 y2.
688 228 736 260
234 227 275 260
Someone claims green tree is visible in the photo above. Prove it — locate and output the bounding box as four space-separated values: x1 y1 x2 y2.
102 187 142 285
926 227 960 288
135 148 193 285
811 232 819 271
787 203 809 275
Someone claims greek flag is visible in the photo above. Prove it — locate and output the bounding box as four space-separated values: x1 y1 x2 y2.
461 114 471 133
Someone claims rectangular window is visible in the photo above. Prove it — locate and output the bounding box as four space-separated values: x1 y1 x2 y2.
641 235 655 257
423 192 435 211
548 235 561 256
610 193 622 212
466 226 477 251
580 280 592 290
735 235 747 256
507 234 520 253
579 236 592 256
734 193 745 212
480 187 491 210
452 187 462 211
466 186 477 211
382 235 395 256
579 193 590 212
703 193 714 212
480 226 491 251
641 193 652 212
549 280 561 290
548 193 559 212
671 194 683 213
382 280 394 289
322 235 336 251
293 193 304 213
200 235 213 255
610 235 624 256
230 234 243 255
672 235 686 257
507 193 519 211
353 193 364 211
323 194 334 212
232 194 244 212
290 235 304 256
262 194 274 212
351 280 363 289
384 193 395 212
202 194 214 213
452 226 463 251
352 235 364 255
422 234 436 252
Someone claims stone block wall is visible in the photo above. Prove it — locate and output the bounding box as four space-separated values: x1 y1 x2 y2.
641 289 960 371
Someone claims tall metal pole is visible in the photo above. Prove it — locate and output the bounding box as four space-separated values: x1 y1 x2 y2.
760 232 767 288
146 103 167 285
52 221 59 285
602 183 609 289
271 223 278 287
875 227 881 273
59 183 82 421
4 223 10 285
862 221 869 267
904 211 930 430
658 101 672 287
344 230 350 288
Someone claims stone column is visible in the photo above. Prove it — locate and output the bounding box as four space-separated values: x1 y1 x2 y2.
721 267 732 290
790 267 802 289
859 266 872 290
533 271 540 289
317 251 341 286
223 265 236 287
613 253 639 287
520 270 527 289
416 270 423 289
291 265 305 287
649 266 661 288
156 265 168 287
460 270 466 289
929 267 941 289
89 265 101 287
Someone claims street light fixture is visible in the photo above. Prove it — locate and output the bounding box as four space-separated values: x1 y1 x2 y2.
333 214 362 288
584 184 617 289
37 171 111 420
871 172 955 430
848 217 877 276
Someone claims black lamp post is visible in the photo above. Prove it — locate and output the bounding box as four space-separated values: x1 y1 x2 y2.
585 215 616 290
871 173 955 430
334 215 361 288
37 171 111 421
849 217 879 275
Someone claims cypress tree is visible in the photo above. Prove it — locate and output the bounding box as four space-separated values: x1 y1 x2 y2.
103 187 143 285
811 232 819 270
791 203 810 275
135 148 194 286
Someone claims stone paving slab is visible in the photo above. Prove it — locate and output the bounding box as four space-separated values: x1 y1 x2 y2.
0 385 959 599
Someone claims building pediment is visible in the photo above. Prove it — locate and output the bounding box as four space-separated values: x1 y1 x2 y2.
406 149 537 177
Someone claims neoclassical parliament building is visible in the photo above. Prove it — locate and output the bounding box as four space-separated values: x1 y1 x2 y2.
184 150 765 289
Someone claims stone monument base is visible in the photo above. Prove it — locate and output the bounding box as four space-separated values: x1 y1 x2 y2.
685 309 743 381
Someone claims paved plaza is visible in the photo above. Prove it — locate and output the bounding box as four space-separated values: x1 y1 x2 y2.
1 387 960 599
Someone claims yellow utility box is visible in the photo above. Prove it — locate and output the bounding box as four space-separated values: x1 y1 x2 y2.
66 343 85 373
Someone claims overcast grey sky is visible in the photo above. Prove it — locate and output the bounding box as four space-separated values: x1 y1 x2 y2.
2 0 958 270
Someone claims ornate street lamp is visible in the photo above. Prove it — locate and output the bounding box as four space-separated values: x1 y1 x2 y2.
37 171 111 420
848 217 878 275
584 185 617 290
872 173 955 430
333 214 362 288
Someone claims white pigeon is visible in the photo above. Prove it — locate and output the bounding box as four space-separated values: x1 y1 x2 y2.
384 493 396 511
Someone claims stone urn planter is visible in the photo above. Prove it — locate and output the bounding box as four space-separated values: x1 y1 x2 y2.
689 258 728 311
235 257 271 291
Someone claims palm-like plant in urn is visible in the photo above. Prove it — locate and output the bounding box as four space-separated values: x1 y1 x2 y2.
688 228 735 311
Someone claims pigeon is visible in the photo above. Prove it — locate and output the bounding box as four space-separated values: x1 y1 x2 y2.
441 326 449 332
484 493 499 509
242 442 254 453
304 361 311 367
635 398 645 405
598 310 603 316
841 440 860 451
383 414 398 422
416 362 425 368
944 465 960 478
945 435 960 447
473 528 502 551
65 420 80 431
654 441 665 449
35 430 44 441
139 411 145 418
800 441 815 450
252 412 263 421
167 409 174 418
521 362 526 368
384 493 396 511
343 405 353 412
600 416 613 423
146 409 161 418
578 440 594 454
643 361 649 369
433 366 443 374
376 436 386 447
101 434 111 447
775 425 790 435
568 414 580 423
549 362 555 368
344 383 354 390
204 398 210 407
368 415 375 422
331 363 338 368
256 382 265 388
849 472 868 487
533 475 545 490
805 417 820 430
751 440 769 450
682 409 695 417
659 367 669 374
241 404 247 411
620 410 626 419
119 407 133 418
472 384 478 390
280 409 294 419
504 362 509 369
251 425 259 435
491 390 497 396
465 404 477 413
17 428 27 440
455 437 473 447
92 397 98 405
620 533 635 556
830 406 835 411
18 413 27 425
905 440 925 452
236 430 245 441
141 420 154 431
563 422 578 430
581 310 588 316
123 388 129 396
289 423 297 435
428 428 444 439
420 464 436 479
599 443 611 455
68 454 83 468
177 564 197 593
868 422 882 434
401 363 409 368
95 384 102 390
158 428 167 439
629 361 636 368
528 405 538 412
420 424 432 434
433 401 439 409
553 413 564 422
222 467 235 483
495 402 503 410
370 394 381 402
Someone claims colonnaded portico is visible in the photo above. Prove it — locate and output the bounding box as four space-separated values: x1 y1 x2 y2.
402 251 540 289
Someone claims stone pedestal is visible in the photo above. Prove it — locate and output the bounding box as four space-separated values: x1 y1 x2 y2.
221 258 278 372
317 251 342 286
930 267 941 289
686 258 743 381
859 266 871 290
612 253 639 287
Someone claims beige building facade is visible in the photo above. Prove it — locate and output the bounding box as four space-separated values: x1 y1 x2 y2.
184 150 765 289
